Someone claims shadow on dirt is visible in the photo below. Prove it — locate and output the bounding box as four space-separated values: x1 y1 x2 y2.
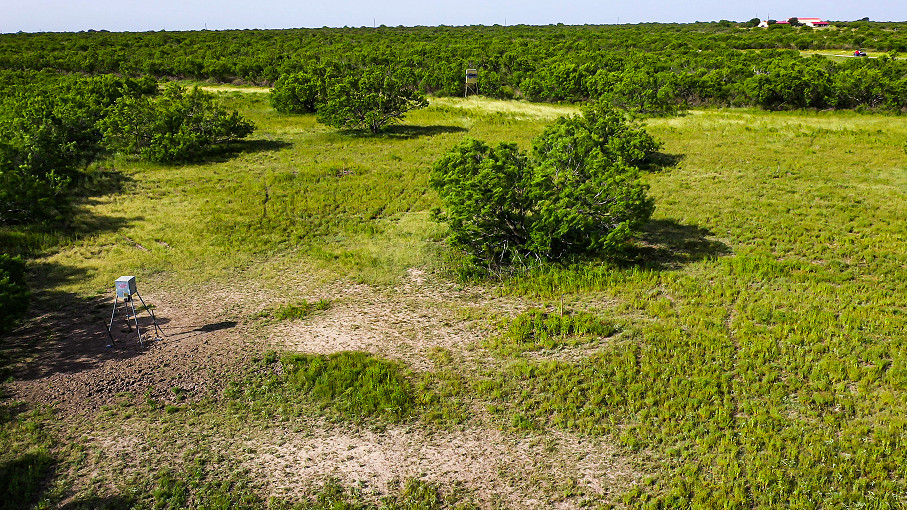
161 320 238 341
0 261 172 383
626 218 732 269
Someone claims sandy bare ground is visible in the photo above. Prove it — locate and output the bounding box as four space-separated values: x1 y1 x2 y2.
264 268 525 371
245 423 641 508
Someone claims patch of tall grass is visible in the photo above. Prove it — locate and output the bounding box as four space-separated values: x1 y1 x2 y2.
486 309 620 355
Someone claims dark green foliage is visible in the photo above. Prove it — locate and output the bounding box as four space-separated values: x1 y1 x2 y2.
101 84 254 163
0 144 70 225
316 66 428 133
1 25 906 111
270 69 324 113
431 102 657 265
0 73 155 224
282 352 415 420
430 139 533 265
0 451 53 510
0 254 28 334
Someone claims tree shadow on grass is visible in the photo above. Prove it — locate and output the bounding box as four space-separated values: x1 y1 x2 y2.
382 124 468 139
338 124 468 140
640 152 685 172
0 170 139 256
0 452 55 510
623 219 732 269
199 138 292 164
0 197 147 383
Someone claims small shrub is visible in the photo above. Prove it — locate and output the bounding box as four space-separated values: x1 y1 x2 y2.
101 84 254 163
270 70 323 114
317 66 427 133
431 101 658 266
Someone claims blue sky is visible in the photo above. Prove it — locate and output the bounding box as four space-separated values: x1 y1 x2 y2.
3 0 906 33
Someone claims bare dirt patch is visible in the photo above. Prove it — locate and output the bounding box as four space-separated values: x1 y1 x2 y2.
264 268 525 371
4 282 272 416
3 268 643 508
245 422 643 508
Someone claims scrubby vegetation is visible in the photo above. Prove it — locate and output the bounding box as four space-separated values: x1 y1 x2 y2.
0 72 253 329
2 23 906 111
100 83 254 163
0 20 905 510
272 65 429 133
431 101 658 266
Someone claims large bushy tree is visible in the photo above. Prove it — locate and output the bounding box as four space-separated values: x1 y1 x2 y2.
316 67 428 133
270 69 324 114
101 84 254 163
0 74 157 224
431 102 658 266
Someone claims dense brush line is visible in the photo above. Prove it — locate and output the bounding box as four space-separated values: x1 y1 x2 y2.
1 24 906 111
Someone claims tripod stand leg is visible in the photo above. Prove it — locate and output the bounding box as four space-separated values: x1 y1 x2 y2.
127 296 144 347
105 297 119 347
136 292 165 340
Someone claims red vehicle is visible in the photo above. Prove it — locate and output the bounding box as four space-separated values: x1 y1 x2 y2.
854 50 867 57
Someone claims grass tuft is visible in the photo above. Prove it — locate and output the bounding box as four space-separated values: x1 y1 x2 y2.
487 309 620 355
259 299 332 321
283 352 414 420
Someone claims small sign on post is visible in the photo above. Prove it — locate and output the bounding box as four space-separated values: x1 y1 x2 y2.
465 69 478 97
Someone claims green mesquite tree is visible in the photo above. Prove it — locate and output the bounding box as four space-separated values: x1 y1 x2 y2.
316 66 428 133
270 69 324 114
431 101 658 265
101 84 254 163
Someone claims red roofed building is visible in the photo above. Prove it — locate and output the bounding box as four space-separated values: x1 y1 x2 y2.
758 18 829 28
797 18 830 27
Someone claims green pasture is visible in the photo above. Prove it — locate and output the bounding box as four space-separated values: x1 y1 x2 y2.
799 49 906 61
4 92 907 507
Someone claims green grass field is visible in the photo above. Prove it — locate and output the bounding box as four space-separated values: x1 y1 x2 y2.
2 91 906 508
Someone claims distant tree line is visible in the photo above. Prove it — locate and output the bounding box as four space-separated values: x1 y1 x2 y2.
1 23 905 111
